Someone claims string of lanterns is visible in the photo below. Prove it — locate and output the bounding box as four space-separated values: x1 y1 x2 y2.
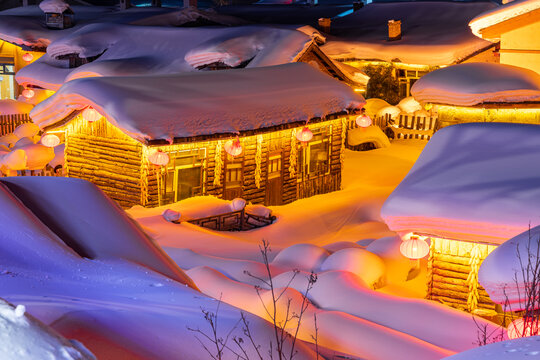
148 150 170 166
224 135 242 157
508 317 540 339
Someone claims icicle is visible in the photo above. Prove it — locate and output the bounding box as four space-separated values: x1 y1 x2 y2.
255 135 263 189
467 244 481 312
214 140 223 187
289 129 297 179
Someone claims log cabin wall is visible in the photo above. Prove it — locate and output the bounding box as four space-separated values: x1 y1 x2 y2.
437 105 540 129
144 118 346 207
63 116 143 208
427 236 498 313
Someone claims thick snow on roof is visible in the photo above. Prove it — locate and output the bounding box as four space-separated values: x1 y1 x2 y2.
470 0 540 40
39 0 70 14
322 1 496 66
0 5 235 50
16 24 317 90
0 99 33 115
381 123 540 245
31 63 364 142
411 62 540 106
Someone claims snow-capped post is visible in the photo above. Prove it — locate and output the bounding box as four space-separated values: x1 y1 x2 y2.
40 0 74 30
318 18 331 34
388 20 401 41
224 135 242 157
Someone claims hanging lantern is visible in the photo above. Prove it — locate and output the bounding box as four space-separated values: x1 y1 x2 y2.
40 133 60 148
82 107 101 122
400 234 430 259
508 317 540 340
148 150 170 166
22 53 34 62
22 89 34 99
224 136 243 157
356 114 372 128
296 126 313 144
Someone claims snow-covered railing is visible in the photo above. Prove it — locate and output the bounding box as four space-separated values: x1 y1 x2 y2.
0 114 32 136
388 114 438 140
179 208 276 231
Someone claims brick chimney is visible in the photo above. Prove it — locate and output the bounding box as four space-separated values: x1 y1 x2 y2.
388 20 401 41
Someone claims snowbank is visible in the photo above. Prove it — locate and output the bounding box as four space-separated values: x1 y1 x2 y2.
377 105 401 120
347 126 390 149
0 299 95 360
479 225 540 311
411 63 540 106
364 98 390 118
322 1 495 66
444 336 540 360
0 99 33 115
398 96 422 114
319 248 386 288
0 177 196 288
31 63 364 142
382 123 540 244
469 0 540 41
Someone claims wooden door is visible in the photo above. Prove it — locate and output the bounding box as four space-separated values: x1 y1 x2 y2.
265 152 283 205
223 155 243 200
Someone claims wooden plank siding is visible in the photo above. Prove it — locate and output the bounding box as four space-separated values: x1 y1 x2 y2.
63 116 143 208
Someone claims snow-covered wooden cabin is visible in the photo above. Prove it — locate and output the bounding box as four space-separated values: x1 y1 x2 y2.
321 1 499 99
469 0 540 76
0 39 42 100
381 122 540 314
30 63 364 208
411 62 540 129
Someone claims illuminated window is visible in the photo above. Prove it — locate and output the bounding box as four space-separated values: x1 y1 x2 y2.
0 62 15 99
300 126 331 178
397 69 429 98
161 148 205 205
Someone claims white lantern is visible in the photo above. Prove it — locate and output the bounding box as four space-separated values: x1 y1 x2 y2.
296 127 313 143
224 136 243 157
508 317 540 340
400 234 430 259
149 150 169 166
82 107 101 122
22 53 34 62
40 133 60 148
22 89 34 99
356 114 372 128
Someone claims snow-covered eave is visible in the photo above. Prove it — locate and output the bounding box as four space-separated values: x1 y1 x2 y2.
421 100 540 108
384 215 527 246
469 2 540 41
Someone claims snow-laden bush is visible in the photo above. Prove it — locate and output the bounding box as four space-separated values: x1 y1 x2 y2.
319 248 386 288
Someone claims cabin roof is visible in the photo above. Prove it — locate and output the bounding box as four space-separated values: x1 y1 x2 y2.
30 63 365 143
410 62 540 106
469 0 540 41
321 1 497 66
381 122 540 245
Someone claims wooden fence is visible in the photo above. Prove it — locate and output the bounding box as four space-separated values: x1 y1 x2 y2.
347 113 439 141
0 113 32 136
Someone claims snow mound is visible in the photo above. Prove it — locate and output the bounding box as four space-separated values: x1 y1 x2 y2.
382 123 540 244
0 99 33 115
347 126 390 148
479 225 540 311
271 243 330 271
469 0 540 41
398 96 422 114
39 0 70 14
443 336 540 360
367 236 416 284
364 98 391 118
31 63 364 142
377 105 401 120
411 63 540 106
319 248 385 288
0 149 27 171
0 177 196 288
13 123 39 139
16 143 55 170
0 298 95 360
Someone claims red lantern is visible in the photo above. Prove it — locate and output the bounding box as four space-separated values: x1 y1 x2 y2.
296 127 313 144
40 133 60 148
22 53 33 62
149 150 170 166
22 89 34 99
82 107 101 122
356 114 372 128
400 234 430 259
508 317 540 340
224 136 242 157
